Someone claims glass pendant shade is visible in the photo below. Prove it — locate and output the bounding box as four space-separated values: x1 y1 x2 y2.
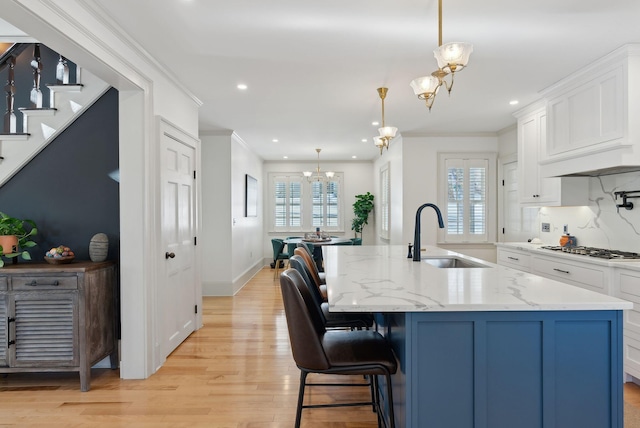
303 171 312 177
325 171 335 178
434 42 473 72
378 126 398 139
373 136 385 147
409 75 441 99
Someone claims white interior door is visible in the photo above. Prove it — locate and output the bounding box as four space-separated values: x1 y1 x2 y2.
160 130 197 359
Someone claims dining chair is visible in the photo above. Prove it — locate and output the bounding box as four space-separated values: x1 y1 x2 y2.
333 240 353 245
286 236 301 259
279 268 397 428
289 255 373 329
271 238 289 280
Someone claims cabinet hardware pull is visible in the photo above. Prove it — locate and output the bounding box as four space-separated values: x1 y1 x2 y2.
553 268 570 274
27 280 59 286
507 256 519 261
7 317 15 348
165 252 176 259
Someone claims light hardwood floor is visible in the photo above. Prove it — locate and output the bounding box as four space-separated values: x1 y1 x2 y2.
1 266 639 427
0 267 378 427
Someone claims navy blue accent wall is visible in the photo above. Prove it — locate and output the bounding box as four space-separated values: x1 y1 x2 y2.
0 87 119 263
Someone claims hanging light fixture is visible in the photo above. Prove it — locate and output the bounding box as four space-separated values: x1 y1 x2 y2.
373 87 397 154
303 148 335 182
410 0 473 110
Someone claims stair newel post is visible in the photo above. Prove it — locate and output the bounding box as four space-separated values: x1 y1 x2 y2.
56 55 69 85
3 56 17 134
30 43 43 108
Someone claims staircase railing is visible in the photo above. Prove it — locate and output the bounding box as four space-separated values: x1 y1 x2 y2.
2 43 77 135
1 43 29 135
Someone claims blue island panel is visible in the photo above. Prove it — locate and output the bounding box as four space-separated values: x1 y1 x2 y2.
383 310 623 428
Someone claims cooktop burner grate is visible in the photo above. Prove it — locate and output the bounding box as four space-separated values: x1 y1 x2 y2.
540 245 640 260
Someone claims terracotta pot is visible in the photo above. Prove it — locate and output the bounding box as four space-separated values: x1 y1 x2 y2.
0 235 19 255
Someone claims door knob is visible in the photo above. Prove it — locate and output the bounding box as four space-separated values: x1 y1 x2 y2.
165 252 175 259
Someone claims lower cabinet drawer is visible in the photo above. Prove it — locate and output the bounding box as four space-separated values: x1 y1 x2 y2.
12 276 78 290
0 277 7 291
532 256 607 292
497 249 531 272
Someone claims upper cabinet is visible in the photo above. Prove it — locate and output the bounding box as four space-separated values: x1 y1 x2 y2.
539 44 640 177
514 102 587 206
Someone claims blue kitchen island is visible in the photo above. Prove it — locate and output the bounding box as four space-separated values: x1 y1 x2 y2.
323 245 632 428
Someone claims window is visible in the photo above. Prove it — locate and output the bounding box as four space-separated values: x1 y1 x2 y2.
438 153 496 243
269 173 343 232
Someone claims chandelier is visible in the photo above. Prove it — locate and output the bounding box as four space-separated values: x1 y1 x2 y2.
409 0 473 110
373 87 398 154
303 148 335 182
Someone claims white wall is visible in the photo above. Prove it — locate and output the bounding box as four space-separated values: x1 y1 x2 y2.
262 160 375 258
401 133 500 263
201 132 263 296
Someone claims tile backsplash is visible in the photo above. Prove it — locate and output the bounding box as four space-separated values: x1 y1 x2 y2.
532 171 640 252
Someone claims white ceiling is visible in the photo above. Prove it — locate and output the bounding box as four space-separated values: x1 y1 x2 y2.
5 1 640 161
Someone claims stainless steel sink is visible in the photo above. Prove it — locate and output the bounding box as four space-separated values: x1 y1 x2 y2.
422 256 489 268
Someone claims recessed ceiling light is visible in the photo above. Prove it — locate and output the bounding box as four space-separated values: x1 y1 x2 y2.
361 139 367 143
509 100 519 105
272 139 278 143
283 156 288 159
372 121 380 126
237 84 248 90
352 155 357 159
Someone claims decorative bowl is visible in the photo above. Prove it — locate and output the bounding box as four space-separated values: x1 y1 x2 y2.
44 256 75 265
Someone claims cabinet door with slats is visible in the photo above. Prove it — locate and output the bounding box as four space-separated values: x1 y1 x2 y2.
11 292 79 367
0 295 8 366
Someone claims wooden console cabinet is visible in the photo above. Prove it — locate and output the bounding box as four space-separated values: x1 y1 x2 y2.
0 260 117 391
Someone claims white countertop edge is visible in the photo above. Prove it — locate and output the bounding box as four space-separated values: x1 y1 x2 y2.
328 302 634 312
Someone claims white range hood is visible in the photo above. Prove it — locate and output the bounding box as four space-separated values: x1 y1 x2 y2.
538 44 640 177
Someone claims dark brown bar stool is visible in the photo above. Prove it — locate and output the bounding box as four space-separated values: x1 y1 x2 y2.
293 247 327 300
289 255 374 329
279 269 397 428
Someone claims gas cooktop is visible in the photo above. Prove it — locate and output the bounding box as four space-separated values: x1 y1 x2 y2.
540 245 640 260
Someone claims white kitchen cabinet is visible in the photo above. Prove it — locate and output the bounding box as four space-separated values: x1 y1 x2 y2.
540 44 640 177
496 247 531 272
530 253 610 294
611 266 640 380
514 103 588 206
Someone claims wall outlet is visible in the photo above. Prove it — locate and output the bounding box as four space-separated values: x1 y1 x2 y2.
541 223 551 232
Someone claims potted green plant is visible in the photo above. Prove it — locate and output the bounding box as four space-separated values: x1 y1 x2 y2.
0 212 38 267
351 192 374 240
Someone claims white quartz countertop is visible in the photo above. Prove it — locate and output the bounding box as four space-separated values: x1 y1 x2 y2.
496 242 640 271
323 245 632 312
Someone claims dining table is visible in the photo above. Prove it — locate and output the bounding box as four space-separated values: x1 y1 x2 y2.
283 236 352 272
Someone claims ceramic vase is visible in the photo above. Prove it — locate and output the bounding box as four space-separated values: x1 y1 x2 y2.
89 233 109 262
